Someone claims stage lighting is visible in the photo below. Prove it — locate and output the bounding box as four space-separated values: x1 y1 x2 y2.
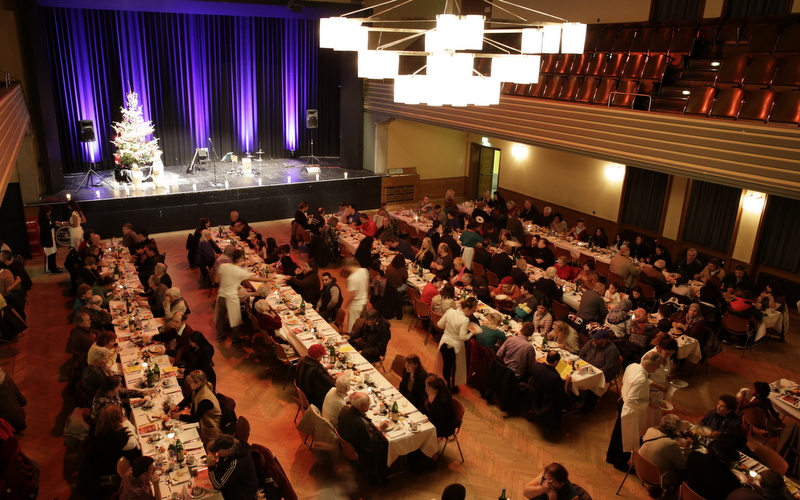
287 0 303 13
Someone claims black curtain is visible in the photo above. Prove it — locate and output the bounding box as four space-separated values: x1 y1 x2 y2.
651 0 704 21
42 7 340 173
725 0 791 17
758 195 800 273
621 166 669 232
682 180 741 253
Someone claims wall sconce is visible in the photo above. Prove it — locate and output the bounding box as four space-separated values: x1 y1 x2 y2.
743 190 765 212
605 163 626 182
512 144 528 159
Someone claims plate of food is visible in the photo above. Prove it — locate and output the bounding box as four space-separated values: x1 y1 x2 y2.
140 311 154 320
495 294 508 301
113 318 128 326
381 420 395 432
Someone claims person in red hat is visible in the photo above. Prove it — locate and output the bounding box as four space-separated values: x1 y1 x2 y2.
297 344 335 410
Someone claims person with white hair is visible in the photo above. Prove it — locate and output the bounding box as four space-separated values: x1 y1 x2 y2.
322 375 351 426
163 287 188 318
153 262 172 289
253 299 282 339
81 346 113 395
79 294 113 330
337 391 391 482
639 414 691 486
606 350 665 471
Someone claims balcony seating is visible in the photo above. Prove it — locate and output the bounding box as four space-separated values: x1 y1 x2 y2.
709 87 745 119
742 56 779 91
769 90 800 125
684 85 717 116
737 89 776 122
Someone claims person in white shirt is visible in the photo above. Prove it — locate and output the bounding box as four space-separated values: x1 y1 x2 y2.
322 375 351 426
436 297 479 393
341 258 369 332
215 249 268 344
606 350 664 470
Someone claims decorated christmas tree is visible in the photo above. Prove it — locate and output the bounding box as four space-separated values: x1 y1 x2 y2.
112 91 160 168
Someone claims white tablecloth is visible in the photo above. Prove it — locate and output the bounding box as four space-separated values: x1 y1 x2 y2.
269 287 439 466
756 309 783 341
769 379 800 421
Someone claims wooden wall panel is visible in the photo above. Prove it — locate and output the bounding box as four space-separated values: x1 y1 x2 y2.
364 81 800 200
0 84 30 203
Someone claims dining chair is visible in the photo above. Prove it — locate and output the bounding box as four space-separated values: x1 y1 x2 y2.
271 338 300 389
754 444 789 475
409 299 430 332
235 415 251 443
742 407 783 444
679 481 706 500
294 381 310 424
440 398 466 462
427 310 445 345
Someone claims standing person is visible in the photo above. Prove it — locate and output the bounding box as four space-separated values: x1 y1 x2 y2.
606 351 665 471
207 435 259 500
292 201 310 248
215 249 269 344
67 199 86 250
289 260 321 306
341 258 369 332
38 205 61 273
437 297 479 393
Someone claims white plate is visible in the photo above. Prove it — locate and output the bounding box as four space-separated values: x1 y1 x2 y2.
495 294 508 301
670 379 688 389
409 426 421 433
381 420 395 432
657 400 674 411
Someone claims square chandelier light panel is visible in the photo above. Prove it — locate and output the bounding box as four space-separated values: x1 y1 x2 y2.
427 52 474 79
357 51 400 79
541 25 562 53
562 22 588 53
319 17 368 51
520 28 543 54
491 55 541 84
433 14 485 51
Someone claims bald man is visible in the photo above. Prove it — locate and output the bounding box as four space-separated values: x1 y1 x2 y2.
337 392 390 481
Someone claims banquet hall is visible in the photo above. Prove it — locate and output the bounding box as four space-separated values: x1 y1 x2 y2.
1 0 800 499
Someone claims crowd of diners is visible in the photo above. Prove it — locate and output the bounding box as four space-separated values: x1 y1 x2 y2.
2 188 792 500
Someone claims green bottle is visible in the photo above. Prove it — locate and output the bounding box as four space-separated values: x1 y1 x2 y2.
542 335 547 350
499 488 507 500
153 363 160 382
299 298 306 315
175 438 184 463
391 401 399 422
145 365 154 388
128 315 135 332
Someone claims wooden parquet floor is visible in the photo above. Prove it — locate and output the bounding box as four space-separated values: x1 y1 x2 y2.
7 217 800 500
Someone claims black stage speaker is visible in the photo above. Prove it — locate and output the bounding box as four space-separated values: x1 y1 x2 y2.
78 120 96 142
306 109 318 129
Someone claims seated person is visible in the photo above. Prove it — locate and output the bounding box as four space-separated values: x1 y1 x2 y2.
488 245 514 281
413 237 436 269
431 283 458 315
672 303 706 341
422 374 459 438
474 312 506 351
346 309 391 364
524 351 569 433
529 238 555 269
297 344 335 410
722 264 752 295
700 394 745 450
738 381 783 428
638 414 690 487
684 440 742 500
254 299 283 339
430 243 454 280
696 257 726 282
727 469 797 500
546 320 580 354
399 355 428 409
459 272 491 304
578 330 620 382
532 304 553 335
510 259 530 287
639 259 669 297
497 322 536 379
554 255 575 281
534 267 563 302
603 281 622 307
358 213 378 237
337 392 390 480
523 463 578 500
512 282 538 323
490 277 521 313
574 259 599 291
566 218 589 242
417 195 433 214
420 277 442 306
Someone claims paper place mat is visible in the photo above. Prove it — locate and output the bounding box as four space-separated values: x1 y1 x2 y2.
407 412 429 425
180 427 201 443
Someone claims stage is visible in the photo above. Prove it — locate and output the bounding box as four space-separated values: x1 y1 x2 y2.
34 158 384 237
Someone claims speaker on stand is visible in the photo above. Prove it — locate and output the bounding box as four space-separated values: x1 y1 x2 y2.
76 119 112 192
303 109 322 173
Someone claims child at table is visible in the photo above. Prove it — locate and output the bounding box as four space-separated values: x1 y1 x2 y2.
604 282 621 307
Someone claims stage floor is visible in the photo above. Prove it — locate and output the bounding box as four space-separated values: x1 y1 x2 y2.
48 156 377 203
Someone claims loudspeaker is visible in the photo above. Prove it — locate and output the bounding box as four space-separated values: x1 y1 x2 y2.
78 120 96 143
306 109 318 129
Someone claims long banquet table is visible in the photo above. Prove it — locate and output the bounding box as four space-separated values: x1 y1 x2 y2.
101 249 221 500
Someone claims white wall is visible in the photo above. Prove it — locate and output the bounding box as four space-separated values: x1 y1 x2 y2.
385 119 468 180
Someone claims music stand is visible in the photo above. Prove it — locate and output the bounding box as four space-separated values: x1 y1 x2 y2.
302 139 322 174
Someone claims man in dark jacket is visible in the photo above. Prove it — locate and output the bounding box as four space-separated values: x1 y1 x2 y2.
525 351 568 433
722 264 753 294
673 248 703 280
577 283 608 324
208 435 259 500
297 344 335 410
347 309 391 363
289 261 321 305
488 246 514 281
316 272 343 322
337 392 390 481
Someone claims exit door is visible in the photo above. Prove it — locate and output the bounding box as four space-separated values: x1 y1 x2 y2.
468 143 501 200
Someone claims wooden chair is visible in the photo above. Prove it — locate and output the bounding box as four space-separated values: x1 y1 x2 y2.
551 300 570 321
407 286 421 312
608 271 626 290
271 337 300 389
235 415 251 442
116 457 131 477
374 355 386 372
335 429 359 463
616 450 663 497
754 444 789 475
471 262 486 278
635 280 657 311
427 310 445 345
334 308 349 335
595 259 610 278
719 312 756 358
486 270 499 287
409 299 430 332
555 247 573 264
743 407 783 444
386 354 406 385
440 398 466 462
294 381 310 423
679 482 705 500
206 266 219 298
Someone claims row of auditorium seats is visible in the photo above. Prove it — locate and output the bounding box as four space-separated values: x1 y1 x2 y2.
498 15 800 125
684 87 800 125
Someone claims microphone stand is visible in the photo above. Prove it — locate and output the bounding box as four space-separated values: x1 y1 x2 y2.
208 137 221 186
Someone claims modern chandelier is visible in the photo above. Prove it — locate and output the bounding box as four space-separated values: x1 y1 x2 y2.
319 0 586 106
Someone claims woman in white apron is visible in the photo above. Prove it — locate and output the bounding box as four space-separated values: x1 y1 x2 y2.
642 335 678 429
67 200 86 250
435 297 478 393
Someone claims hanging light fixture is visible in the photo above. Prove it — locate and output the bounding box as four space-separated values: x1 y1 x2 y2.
321 0 586 106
